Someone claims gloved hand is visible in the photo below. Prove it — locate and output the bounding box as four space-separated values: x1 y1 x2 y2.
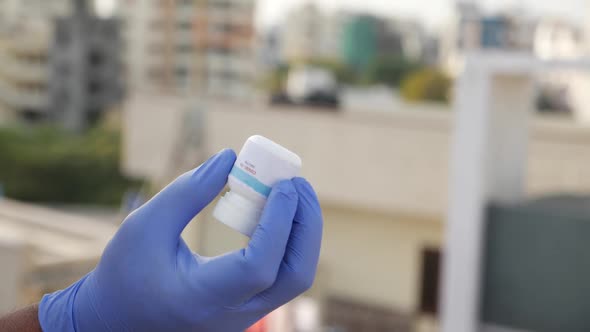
38 149 323 332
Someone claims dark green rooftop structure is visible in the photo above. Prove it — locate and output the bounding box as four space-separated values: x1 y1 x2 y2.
341 15 378 71
482 195 590 332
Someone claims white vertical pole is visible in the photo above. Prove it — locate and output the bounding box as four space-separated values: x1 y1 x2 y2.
440 53 535 332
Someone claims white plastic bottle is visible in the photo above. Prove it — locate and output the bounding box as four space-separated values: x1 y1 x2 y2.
213 135 302 237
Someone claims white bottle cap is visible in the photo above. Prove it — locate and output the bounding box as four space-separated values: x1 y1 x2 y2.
213 191 264 237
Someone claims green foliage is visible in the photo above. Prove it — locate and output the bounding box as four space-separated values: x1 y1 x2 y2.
0 123 141 206
305 58 356 84
363 56 422 87
400 68 452 104
261 64 290 94
262 58 357 93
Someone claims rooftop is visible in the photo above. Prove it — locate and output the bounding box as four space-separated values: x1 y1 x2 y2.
0 199 116 267
124 96 590 222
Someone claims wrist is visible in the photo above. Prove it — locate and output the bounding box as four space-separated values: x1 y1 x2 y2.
38 274 90 332
0 304 42 332
72 272 125 332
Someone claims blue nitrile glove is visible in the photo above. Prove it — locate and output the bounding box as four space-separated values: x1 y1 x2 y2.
38 149 323 332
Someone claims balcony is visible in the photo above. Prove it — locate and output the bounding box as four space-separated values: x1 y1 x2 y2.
0 54 48 83
205 53 254 74
0 81 49 112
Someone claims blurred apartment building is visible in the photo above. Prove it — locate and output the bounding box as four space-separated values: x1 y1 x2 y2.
0 0 123 130
257 28 282 69
534 20 585 60
440 2 533 75
119 0 195 93
0 0 68 121
382 20 439 65
0 0 69 24
120 0 256 99
0 199 116 314
533 20 590 119
439 2 585 76
0 21 51 122
438 1 590 123
281 4 348 63
443 1 588 65
49 0 123 131
341 15 435 70
280 4 437 68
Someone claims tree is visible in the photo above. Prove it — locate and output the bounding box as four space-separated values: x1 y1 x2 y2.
306 58 356 84
261 64 290 94
364 56 422 87
262 58 357 94
400 68 452 104
0 123 140 205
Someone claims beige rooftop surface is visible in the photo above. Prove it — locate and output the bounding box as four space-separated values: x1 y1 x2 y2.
0 199 117 267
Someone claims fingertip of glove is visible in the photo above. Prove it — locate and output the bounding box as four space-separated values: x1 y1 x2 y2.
293 177 317 199
292 177 312 190
216 148 237 163
192 149 236 176
272 180 298 201
292 177 322 217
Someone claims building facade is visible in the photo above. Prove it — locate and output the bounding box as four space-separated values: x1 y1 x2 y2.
120 0 256 99
534 20 584 60
0 22 51 120
281 4 325 62
0 0 69 25
281 4 349 64
193 0 256 99
534 20 590 121
49 0 124 132
0 0 70 121
341 15 379 70
119 0 194 93
440 2 536 75
0 0 122 129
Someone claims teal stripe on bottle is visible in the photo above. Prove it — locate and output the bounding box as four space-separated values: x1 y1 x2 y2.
230 167 272 197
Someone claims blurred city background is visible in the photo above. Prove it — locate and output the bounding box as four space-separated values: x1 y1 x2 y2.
2 0 590 331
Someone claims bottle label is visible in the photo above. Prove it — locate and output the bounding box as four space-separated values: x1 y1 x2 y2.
230 137 301 199
230 166 272 197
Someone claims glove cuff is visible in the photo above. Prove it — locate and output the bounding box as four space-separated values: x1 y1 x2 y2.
38 274 90 332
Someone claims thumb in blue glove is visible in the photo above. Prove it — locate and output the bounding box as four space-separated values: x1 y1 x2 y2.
38 149 323 332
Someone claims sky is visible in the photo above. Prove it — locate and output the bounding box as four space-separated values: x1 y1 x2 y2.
97 0 589 30
95 0 116 17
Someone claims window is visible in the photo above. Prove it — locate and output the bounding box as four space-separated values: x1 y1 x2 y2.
209 0 232 10
419 248 442 316
147 43 165 54
175 67 188 78
176 44 193 53
147 66 166 80
149 19 165 30
88 80 102 94
55 90 69 106
210 22 233 34
177 21 192 30
55 23 71 46
88 51 104 67
157 0 172 9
